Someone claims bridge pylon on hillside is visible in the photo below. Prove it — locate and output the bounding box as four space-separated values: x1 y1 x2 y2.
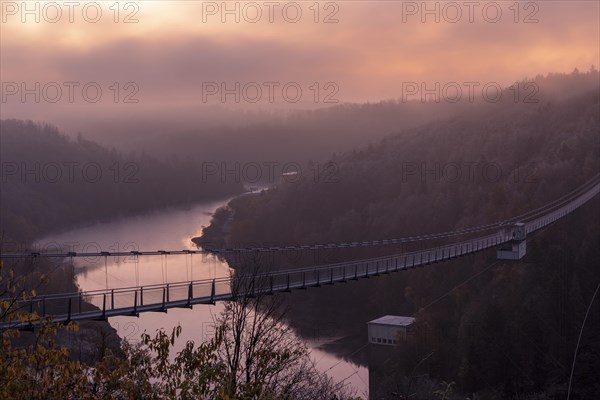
496 222 526 260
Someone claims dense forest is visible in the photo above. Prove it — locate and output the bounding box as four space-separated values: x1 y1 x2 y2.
197 70 600 398
201 70 598 249
0 120 243 365
85 70 600 173
67 95 465 169
0 119 244 243
1 69 598 398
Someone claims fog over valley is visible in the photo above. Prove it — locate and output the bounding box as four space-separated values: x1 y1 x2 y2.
1 2 599 399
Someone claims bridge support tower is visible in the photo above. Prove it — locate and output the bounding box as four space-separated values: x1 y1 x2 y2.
497 222 526 260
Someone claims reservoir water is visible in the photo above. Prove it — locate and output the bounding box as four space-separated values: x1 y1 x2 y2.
36 197 368 397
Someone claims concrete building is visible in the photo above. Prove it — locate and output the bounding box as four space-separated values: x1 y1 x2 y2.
367 315 415 346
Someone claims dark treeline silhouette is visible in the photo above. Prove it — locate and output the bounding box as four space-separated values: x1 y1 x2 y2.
198 70 600 398
0 120 243 367
70 98 465 168
126 100 463 168
201 70 599 249
90 69 599 173
0 119 243 242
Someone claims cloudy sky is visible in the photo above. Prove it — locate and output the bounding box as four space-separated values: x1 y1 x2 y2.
1 0 598 130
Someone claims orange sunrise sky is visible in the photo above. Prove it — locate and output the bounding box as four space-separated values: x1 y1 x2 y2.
1 0 599 130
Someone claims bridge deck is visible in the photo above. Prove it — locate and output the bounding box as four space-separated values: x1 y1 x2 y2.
1 177 598 329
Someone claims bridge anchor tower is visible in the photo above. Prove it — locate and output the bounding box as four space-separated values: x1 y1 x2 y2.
497 222 526 260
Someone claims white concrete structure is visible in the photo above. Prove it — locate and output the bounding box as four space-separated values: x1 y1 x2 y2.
367 315 415 346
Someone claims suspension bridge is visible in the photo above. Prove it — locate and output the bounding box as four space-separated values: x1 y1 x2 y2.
1 175 598 329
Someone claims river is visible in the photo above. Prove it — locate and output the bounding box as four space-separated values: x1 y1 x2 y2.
36 196 368 397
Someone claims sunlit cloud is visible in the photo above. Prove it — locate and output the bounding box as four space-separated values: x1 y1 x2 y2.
1 0 598 124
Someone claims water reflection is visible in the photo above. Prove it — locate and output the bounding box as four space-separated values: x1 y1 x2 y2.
36 198 367 396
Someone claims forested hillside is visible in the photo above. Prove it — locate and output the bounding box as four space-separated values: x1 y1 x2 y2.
0 120 243 243
0 120 244 366
210 71 598 249
197 70 600 398
100 70 599 175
